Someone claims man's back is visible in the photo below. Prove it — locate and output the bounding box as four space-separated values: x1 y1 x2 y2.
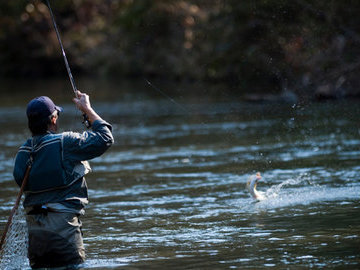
13 92 113 268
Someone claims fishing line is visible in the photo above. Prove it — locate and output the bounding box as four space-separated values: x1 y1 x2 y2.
144 78 189 113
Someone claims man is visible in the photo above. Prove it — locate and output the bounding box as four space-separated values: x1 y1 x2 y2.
13 91 114 269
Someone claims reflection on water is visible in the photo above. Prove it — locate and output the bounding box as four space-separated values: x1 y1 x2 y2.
0 79 359 269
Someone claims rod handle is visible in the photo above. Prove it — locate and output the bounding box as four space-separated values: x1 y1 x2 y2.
82 113 91 129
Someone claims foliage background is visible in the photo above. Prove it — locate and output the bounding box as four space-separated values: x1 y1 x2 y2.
1 0 360 100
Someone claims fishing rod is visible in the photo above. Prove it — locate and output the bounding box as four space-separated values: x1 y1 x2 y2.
47 0 186 118
45 0 91 128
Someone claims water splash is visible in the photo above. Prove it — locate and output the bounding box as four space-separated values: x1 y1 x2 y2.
264 173 311 199
253 173 359 210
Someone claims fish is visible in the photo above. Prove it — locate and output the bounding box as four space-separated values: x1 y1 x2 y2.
246 172 266 201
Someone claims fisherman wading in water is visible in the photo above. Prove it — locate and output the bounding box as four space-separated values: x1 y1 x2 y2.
13 91 113 269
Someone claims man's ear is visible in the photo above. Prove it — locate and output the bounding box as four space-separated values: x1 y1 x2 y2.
50 115 57 125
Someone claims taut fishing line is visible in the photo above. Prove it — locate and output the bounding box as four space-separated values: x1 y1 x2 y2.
144 78 189 113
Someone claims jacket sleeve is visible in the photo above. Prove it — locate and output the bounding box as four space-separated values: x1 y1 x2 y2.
62 119 114 162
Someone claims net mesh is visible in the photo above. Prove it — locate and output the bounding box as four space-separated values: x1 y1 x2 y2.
0 204 30 269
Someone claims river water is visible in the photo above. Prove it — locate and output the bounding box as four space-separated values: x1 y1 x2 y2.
0 79 359 269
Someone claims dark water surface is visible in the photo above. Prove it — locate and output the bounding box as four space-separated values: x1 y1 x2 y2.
0 79 359 269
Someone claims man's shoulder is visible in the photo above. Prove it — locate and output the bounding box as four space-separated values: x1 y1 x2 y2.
20 138 32 147
18 139 32 152
61 131 85 147
61 131 82 139
45 133 63 140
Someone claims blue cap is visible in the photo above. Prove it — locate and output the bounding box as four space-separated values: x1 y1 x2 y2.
26 96 63 120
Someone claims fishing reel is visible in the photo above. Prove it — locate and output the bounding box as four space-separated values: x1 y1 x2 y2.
82 114 91 129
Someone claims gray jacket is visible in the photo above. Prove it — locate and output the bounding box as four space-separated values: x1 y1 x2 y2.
13 119 114 211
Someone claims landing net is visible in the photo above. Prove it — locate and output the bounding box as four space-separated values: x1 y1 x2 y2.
0 204 29 269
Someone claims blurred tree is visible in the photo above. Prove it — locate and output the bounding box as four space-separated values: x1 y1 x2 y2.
1 0 360 99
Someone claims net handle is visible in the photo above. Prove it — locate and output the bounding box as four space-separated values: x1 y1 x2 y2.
0 165 31 256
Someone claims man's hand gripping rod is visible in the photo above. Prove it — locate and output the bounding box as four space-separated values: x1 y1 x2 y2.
45 0 91 128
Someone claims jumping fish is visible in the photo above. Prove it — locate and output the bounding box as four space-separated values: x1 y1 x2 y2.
246 172 266 201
